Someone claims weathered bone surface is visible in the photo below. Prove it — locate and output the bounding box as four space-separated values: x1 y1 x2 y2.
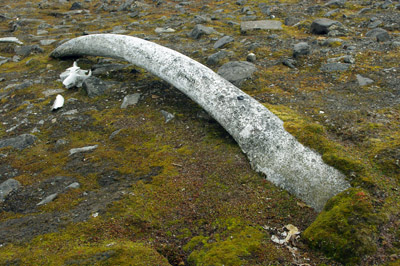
50 34 350 211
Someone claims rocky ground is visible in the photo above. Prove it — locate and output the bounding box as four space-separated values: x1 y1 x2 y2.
0 0 399 265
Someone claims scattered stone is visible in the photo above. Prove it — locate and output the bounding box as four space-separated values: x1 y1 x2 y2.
241 20 283 32
118 0 135 11
324 0 346 7
284 17 300 26
0 134 37 150
246 53 256 62
160 110 175 123
282 58 297 69
82 76 109 98
293 42 310 58
217 61 257 87
62 109 78 116
366 28 390 42
37 193 58 206
55 139 68 147
310 18 341 34
356 74 374 86
320 62 350 72
206 50 230 65
213 36 234 49
70 2 82 10
321 38 343 47
42 89 64 97
121 93 141 109
0 37 23 45
368 19 383 29
109 129 122 140
0 179 21 202
69 145 98 156
324 8 340 17
155 27 176 33
189 24 216 39
66 182 80 189
91 63 129 75
15 45 44 57
39 39 57 46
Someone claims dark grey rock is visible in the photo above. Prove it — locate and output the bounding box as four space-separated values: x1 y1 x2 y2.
214 36 234 49
240 20 283 32
368 20 383 29
121 93 141 108
189 24 216 39
356 74 374 86
324 0 346 7
92 63 129 75
381 0 392 9
282 58 297 69
259 3 271 16
55 139 68 147
0 179 21 202
193 15 211 24
284 17 300 26
206 50 230 66
310 18 341 34
0 134 37 150
0 164 19 182
70 2 82 10
82 76 109 98
14 45 44 57
118 0 135 11
320 62 350 72
217 61 257 87
293 42 310 58
366 28 390 42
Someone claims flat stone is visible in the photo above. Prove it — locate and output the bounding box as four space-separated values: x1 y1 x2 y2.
320 62 350 72
213 36 234 49
240 20 283 32
14 45 44 57
42 89 64 97
218 61 257 87
155 27 176 33
69 145 98 156
0 134 37 150
310 18 341 34
66 182 80 189
0 37 23 45
37 193 58 206
356 74 374 86
0 178 21 202
39 39 57 46
82 76 109 98
121 93 141 109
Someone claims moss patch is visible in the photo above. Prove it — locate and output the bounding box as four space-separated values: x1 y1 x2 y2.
303 188 385 265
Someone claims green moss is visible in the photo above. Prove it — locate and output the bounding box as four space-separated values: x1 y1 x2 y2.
0 239 170 266
303 188 385 265
184 218 265 266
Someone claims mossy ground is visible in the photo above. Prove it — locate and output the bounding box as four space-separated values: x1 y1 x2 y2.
1 0 400 265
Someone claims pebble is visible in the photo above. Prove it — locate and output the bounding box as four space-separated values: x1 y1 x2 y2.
121 93 141 109
69 145 99 156
37 193 58 206
0 178 21 202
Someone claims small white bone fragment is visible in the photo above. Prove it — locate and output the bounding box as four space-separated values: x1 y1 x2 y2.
60 62 91 89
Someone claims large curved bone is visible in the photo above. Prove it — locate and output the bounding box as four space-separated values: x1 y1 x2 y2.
51 34 350 211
